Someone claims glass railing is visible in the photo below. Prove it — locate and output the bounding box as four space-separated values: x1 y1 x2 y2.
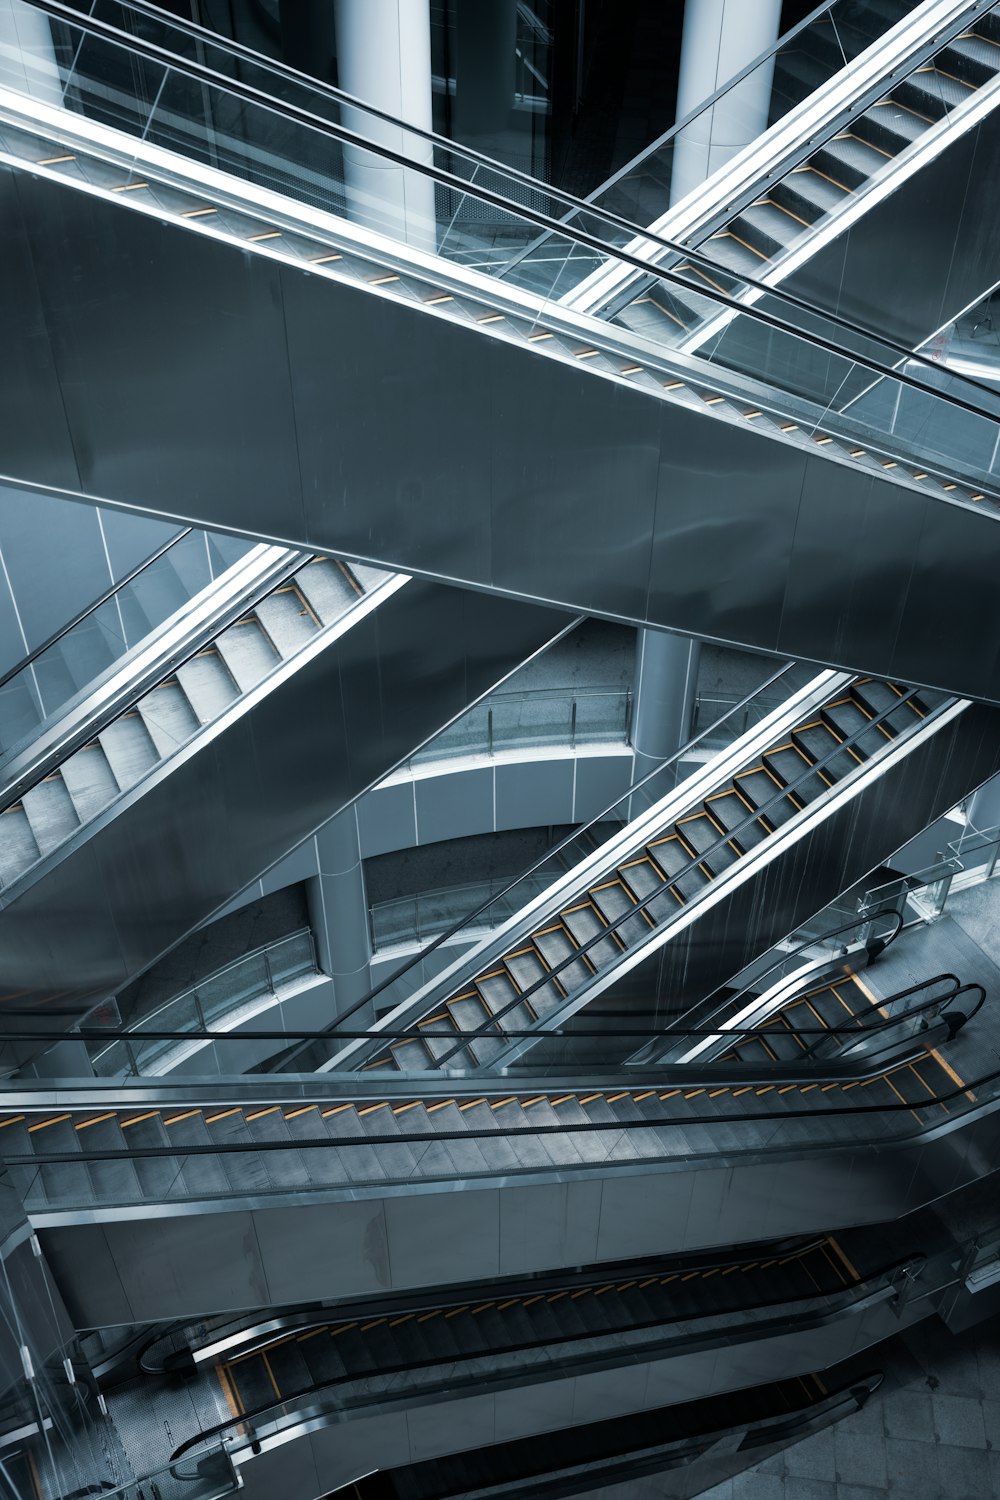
6 1 1000 510
0 527 253 758
405 686 631 767
88 928 318 1078
371 872 556 954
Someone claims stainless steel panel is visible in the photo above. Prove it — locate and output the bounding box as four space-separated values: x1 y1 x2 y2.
0 170 80 491
6 170 1000 698
648 404 808 653
489 345 660 621
0 581 567 1015
13 170 308 543
776 465 925 671
280 263 496 583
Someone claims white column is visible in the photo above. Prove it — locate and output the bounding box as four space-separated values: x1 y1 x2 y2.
0 1 61 104
334 0 438 250
671 0 783 206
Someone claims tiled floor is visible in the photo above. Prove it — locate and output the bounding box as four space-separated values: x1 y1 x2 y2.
699 1315 1000 1500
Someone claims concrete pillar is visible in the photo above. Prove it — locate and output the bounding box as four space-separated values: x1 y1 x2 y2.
452 0 517 153
333 0 438 250
671 0 783 206
631 627 702 788
307 805 374 1021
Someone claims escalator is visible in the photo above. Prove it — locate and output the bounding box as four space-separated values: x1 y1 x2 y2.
93 1215 955 1500
1 4 1000 697
8 943 997 1318
562 0 1000 361
0 536 570 1017
326 670 1000 1072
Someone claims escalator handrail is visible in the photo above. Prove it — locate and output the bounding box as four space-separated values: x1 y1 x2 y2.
274 659 803 1056
22 0 1000 425
0 968 962 1047
165 1259 905 1465
0 524 194 694
800 974 987 1057
425 685 939 1069
49 0 990 419
149 1233 840 1370
8 992 989 1162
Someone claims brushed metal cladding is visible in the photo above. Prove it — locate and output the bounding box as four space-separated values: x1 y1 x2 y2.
6 170 1000 697
0 171 80 491
621 701 1000 1015
35 1097 1000 1324
0 581 568 1017
775 467 925 669
10 168 308 541
647 405 807 652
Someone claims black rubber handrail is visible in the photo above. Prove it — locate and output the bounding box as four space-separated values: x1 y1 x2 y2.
0 525 194 694
7 1000 989 1163
27 0 1000 425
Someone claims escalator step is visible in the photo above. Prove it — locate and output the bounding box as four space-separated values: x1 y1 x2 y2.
20 774 80 855
895 66 976 120
533 922 597 991
561 902 623 970
253 584 319 657
294 558 359 621
504 948 560 1018
619 856 678 922
590 878 653 947
732 769 797 828
97 711 160 790
135 679 201 758
214 617 281 692
174 648 240 722
56 744 121 823
779 166 850 219
704 789 769 849
646 831 714 898
811 135 889 191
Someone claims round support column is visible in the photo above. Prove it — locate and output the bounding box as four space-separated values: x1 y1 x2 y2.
671 0 783 205
307 805 374 1022
333 0 438 249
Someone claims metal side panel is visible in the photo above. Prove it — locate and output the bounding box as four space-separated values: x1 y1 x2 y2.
3 169 1000 701
32 1095 1000 1327
0 579 569 1018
